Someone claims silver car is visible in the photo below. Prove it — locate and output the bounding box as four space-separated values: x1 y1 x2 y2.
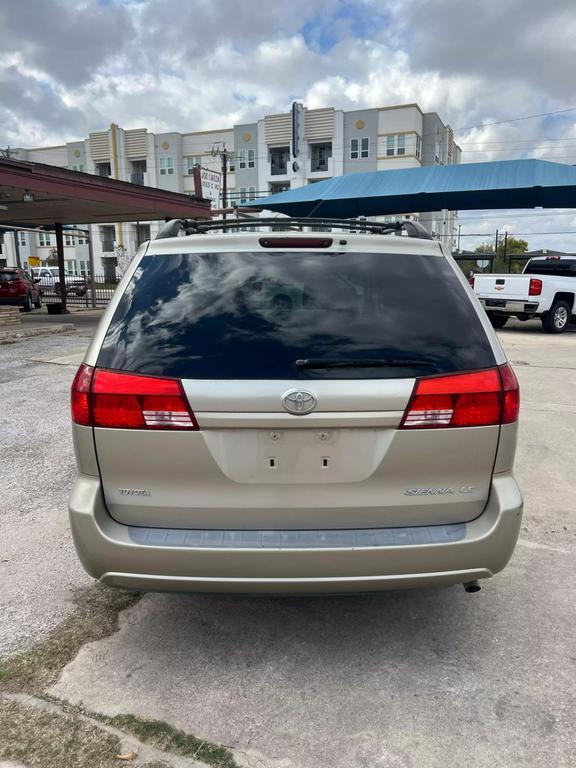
69 219 522 594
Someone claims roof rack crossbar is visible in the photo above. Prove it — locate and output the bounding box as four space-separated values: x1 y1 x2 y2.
156 217 432 240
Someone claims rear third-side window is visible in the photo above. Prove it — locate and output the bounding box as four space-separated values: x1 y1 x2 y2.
524 259 576 277
97 251 496 379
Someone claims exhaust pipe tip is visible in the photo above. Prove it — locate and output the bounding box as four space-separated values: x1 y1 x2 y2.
463 580 481 593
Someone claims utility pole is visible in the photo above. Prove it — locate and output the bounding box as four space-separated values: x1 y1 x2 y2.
221 147 227 221
86 228 97 309
211 143 228 221
12 231 22 268
503 231 509 273
494 229 499 273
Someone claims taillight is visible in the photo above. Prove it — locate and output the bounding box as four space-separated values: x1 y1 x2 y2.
529 278 542 296
400 364 519 429
71 366 198 430
71 364 94 426
499 362 520 424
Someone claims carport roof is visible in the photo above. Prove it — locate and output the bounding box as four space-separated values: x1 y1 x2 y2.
0 157 211 226
245 158 576 218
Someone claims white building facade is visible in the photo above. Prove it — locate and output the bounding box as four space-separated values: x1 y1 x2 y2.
0 103 460 273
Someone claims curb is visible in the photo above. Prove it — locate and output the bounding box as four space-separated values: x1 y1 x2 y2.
0 325 76 345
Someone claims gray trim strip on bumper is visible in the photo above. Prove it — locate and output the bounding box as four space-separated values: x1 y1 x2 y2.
128 523 466 549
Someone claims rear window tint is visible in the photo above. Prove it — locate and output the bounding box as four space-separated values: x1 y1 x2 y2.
524 259 576 277
97 251 496 380
0 271 19 282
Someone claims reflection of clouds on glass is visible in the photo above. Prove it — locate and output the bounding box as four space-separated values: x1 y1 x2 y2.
98 250 495 379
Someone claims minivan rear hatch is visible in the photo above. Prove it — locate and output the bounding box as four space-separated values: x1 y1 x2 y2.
91 246 501 530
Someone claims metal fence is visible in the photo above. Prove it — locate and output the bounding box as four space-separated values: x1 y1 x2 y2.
37 275 120 307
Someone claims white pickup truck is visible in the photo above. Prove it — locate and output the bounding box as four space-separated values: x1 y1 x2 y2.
473 256 576 333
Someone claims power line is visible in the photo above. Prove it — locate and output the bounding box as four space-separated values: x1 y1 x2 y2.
451 106 576 134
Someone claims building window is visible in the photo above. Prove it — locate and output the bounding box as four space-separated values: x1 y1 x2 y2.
71 164 85 172
416 135 422 160
100 225 116 253
136 224 151 247
95 162 111 177
386 134 408 157
65 234 73 246
228 156 235 172
310 143 332 172
270 147 289 175
130 160 147 185
19 232 26 246
237 150 246 169
239 186 256 204
187 156 202 174
351 138 369 160
159 157 174 175
269 182 290 194
38 232 51 247
247 149 255 168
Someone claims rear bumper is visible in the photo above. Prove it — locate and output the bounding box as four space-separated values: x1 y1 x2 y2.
479 298 540 314
68 474 523 593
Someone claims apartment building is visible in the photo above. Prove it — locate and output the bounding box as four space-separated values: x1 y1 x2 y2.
1 103 460 272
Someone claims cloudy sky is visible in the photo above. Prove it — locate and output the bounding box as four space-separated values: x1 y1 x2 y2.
1 0 576 249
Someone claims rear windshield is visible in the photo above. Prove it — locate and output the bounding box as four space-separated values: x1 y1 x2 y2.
524 259 576 277
97 251 496 380
0 271 19 282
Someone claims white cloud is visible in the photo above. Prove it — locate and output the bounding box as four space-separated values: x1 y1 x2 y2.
1 0 575 250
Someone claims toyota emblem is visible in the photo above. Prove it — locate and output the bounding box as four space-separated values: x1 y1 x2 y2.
282 389 317 415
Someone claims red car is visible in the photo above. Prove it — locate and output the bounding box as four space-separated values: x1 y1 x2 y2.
0 268 42 311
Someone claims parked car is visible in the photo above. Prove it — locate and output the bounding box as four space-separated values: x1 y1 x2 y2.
31 267 87 296
473 256 576 333
0 267 42 311
69 219 522 594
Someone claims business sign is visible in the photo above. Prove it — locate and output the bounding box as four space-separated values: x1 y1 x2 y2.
28 256 40 267
193 166 221 209
291 101 300 158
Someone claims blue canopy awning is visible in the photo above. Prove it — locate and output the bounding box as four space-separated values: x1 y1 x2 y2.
244 159 576 218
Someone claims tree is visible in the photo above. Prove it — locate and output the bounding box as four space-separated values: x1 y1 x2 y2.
474 237 529 273
497 236 529 273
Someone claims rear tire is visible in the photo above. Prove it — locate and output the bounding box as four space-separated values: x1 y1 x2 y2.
541 300 570 333
34 293 42 309
487 312 508 329
22 293 33 312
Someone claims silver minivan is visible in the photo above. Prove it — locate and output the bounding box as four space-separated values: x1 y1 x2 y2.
69 219 522 593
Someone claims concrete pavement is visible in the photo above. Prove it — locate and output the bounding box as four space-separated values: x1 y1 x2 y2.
45 322 576 768
0 331 94 658
1 318 575 766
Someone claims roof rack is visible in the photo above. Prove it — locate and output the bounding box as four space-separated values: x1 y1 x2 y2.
155 217 433 240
